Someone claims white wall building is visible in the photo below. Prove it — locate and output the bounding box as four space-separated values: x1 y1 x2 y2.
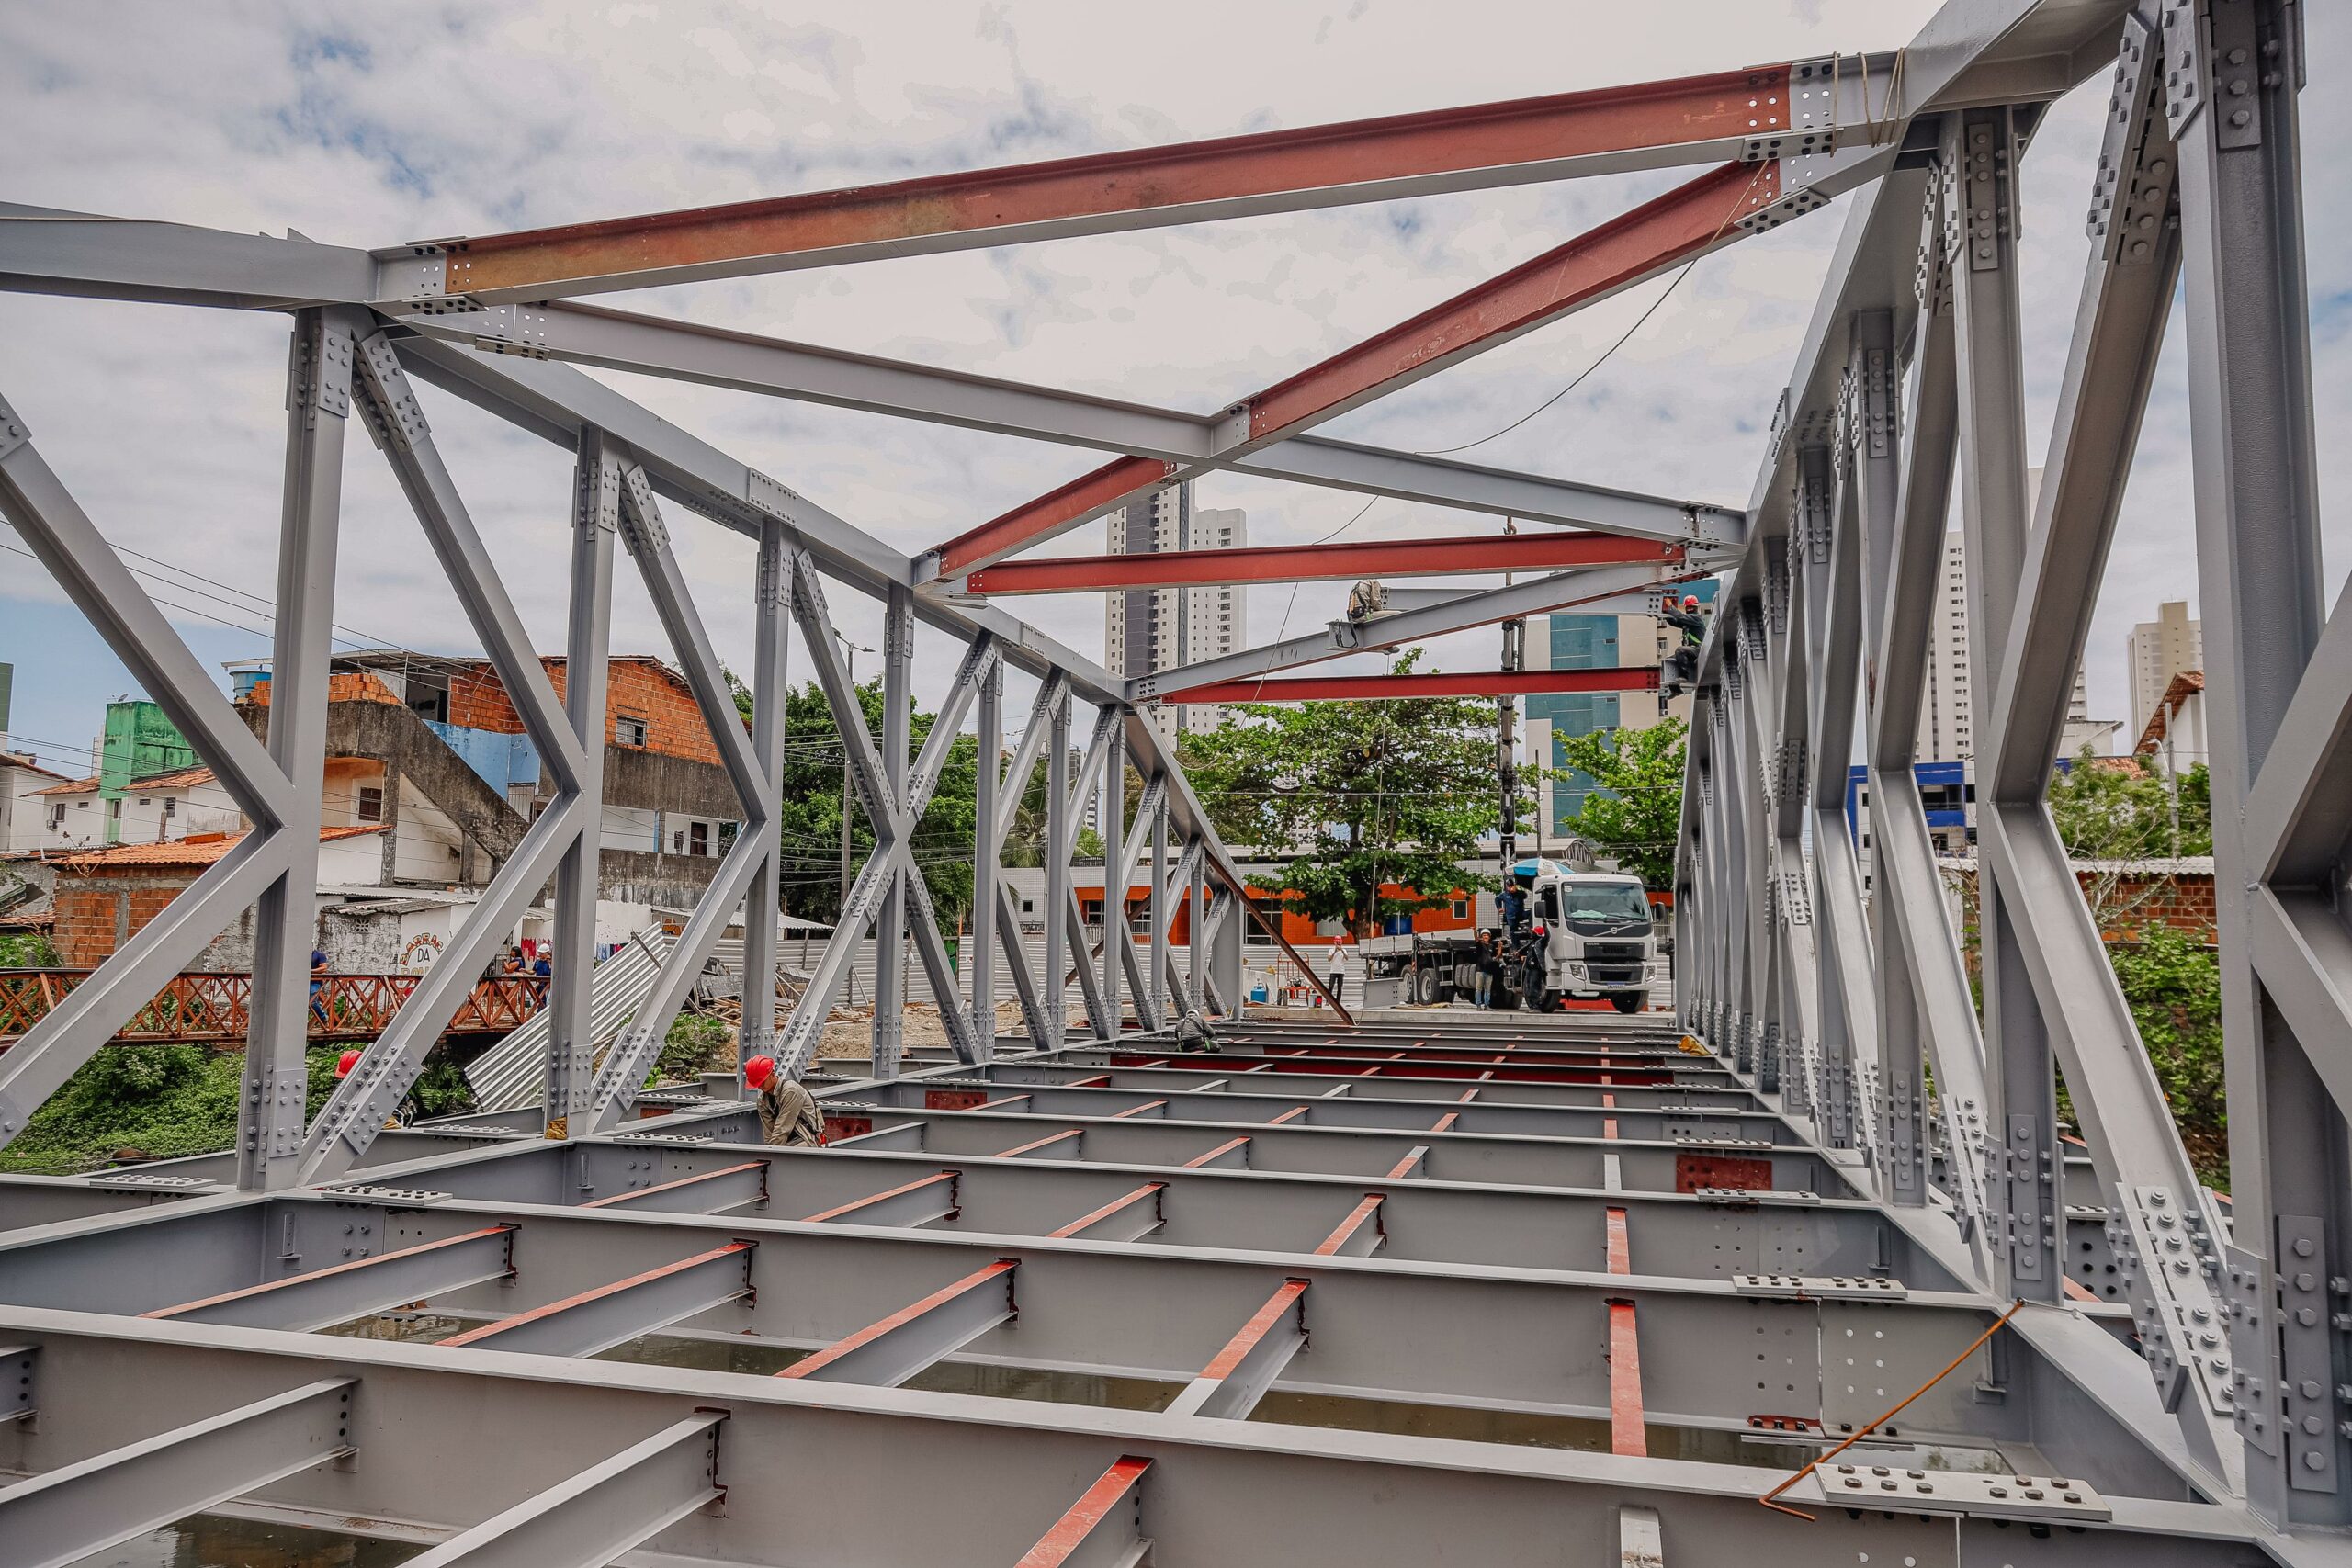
0 751 70 852
1103 482 1246 742
2127 600 2204 739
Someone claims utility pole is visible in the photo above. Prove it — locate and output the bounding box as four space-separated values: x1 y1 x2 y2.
836 635 873 925
1497 517 1522 875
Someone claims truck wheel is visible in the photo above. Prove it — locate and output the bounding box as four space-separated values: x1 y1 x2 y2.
1414 966 1440 1006
1611 991 1647 1015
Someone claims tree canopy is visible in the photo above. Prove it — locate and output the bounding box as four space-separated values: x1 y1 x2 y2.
2047 750 2212 933
1176 653 1523 936
1552 716 1687 889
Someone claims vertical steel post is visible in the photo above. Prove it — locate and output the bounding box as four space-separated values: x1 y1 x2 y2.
873 585 913 1077
739 525 793 1096
2174 0 2340 1520
1101 729 1125 1035
1150 789 1170 1027
972 659 1002 1052
1946 107 2059 1301
240 308 353 1190
545 430 617 1138
1189 841 1210 1015
1044 689 1070 1050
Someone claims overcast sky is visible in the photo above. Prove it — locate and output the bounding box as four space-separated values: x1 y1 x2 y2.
2 0 2346 777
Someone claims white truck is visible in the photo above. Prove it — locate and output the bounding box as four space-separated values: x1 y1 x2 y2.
1358 866 1665 1014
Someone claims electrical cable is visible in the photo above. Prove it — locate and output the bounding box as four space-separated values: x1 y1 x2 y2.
1232 164 1770 707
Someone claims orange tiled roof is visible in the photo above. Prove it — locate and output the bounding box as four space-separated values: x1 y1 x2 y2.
2132 669 2207 755
28 774 100 796
129 765 218 792
51 824 386 873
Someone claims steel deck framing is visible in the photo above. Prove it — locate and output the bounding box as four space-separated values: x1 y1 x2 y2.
0 0 2344 1560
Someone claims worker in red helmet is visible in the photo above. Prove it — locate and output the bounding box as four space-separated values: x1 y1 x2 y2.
743 1054 823 1147
1658 589 1711 705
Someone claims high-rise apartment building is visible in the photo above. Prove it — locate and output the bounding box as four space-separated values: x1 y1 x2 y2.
1527 581 1717 837
2126 600 2202 738
1917 529 2110 761
1102 482 1247 740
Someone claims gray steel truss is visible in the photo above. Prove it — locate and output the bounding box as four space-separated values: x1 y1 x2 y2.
0 0 2345 1558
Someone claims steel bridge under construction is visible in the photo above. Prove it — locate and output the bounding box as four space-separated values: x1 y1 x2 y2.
1 0 2348 1562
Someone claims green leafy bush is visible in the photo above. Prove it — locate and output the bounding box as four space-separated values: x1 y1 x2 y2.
0 932 59 967
2109 924 2226 1184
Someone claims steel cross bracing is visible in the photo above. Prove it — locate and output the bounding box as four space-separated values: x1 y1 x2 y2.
1675 0 2352 1540
0 0 2346 1558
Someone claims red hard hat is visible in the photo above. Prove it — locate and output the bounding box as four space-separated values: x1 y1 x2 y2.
744 1055 777 1090
1681 595 1701 609
334 1049 362 1079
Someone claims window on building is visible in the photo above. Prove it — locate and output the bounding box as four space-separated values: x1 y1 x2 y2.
75 800 88 811
671 829 684 853
137 796 153 806
163 797 176 819
688 820 710 857
1020 897 1035 915
107 798 119 821
616 716 649 748
47 805 64 829
1451 898 1468 919
356 786 383 824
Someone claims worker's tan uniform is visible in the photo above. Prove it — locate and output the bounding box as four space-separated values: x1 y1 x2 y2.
758 1076 825 1146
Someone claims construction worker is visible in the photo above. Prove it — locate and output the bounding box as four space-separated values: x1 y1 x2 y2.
744 1055 823 1147
1175 1006 1217 1051
1472 930 1503 1010
1658 592 1708 704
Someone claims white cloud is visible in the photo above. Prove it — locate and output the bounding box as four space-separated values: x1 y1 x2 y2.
0 0 2346 754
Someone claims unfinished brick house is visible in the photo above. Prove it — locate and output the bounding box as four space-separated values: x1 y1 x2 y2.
232 651 740 908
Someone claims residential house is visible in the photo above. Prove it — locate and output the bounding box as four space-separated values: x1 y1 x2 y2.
1 750 71 852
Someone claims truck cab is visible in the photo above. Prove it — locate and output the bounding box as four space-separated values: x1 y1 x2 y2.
1521 872 1658 1014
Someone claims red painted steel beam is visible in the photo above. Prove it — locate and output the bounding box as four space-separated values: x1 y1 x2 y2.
577 1159 770 1212
142 1224 517 1325
776 1258 1020 1382
933 157 1775 575
1605 1204 1645 1457
961 530 1680 595
1182 1135 1253 1169
800 1169 963 1224
993 1129 1085 1158
1159 666 1663 705
1314 1195 1388 1257
1016 1455 1153 1568
437 1241 753 1351
1048 1183 1168 1242
429 67 1792 302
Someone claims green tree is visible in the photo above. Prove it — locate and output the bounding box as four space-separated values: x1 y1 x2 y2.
2047 750 2211 933
1552 716 1687 889
2108 922 2227 1181
1176 652 1521 936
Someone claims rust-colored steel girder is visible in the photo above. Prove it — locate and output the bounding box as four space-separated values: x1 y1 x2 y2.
418 66 1792 302
934 158 1776 576
1159 667 1663 705
961 530 1681 595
